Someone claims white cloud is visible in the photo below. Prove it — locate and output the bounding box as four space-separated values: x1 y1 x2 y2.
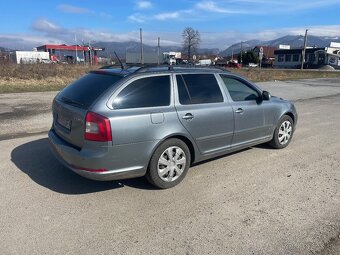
194 0 340 16
57 4 91 14
1 18 340 51
0 34 64 50
57 4 112 19
196 1 244 14
128 13 146 23
99 12 112 19
154 11 180 20
31 19 62 33
282 0 340 11
199 25 340 49
136 0 153 9
128 11 183 23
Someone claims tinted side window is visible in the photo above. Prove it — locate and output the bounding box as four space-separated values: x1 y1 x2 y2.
58 73 123 108
220 76 259 101
113 75 170 109
176 75 191 105
177 74 223 104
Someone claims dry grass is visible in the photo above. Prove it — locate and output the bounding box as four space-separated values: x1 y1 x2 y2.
0 64 97 93
0 64 340 93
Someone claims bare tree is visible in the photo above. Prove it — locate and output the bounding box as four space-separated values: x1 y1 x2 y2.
182 27 201 60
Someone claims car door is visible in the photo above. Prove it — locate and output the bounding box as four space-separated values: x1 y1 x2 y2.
174 73 234 154
109 74 176 145
219 74 266 147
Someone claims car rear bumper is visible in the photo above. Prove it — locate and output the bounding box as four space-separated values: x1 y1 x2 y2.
48 129 147 181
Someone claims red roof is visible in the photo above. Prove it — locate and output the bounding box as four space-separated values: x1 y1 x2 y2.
36 44 91 51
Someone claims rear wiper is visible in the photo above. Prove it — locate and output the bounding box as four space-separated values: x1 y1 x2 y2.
61 96 84 107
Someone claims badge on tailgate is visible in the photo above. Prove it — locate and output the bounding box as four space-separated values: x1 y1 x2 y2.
57 114 72 130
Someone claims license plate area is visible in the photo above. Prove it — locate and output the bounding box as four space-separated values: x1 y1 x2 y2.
56 114 72 131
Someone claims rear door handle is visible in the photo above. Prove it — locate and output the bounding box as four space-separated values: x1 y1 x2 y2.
182 113 194 120
235 108 244 114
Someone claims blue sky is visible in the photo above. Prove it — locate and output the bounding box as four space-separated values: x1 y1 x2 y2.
0 0 339 50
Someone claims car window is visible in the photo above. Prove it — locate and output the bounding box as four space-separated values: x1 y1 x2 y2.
220 75 259 101
113 75 170 109
58 73 123 108
176 74 223 104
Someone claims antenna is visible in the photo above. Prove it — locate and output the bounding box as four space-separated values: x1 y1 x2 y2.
114 51 125 69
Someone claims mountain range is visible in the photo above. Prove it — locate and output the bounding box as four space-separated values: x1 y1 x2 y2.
219 35 340 56
1 35 339 58
92 35 340 58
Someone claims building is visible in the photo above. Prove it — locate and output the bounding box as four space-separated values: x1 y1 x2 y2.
10 51 50 64
274 42 340 69
36 44 104 64
126 52 161 64
253 46 276 60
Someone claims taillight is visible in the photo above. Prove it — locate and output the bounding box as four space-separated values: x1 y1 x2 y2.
85 111 112 142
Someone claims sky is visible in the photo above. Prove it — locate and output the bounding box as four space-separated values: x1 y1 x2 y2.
0 0 339 50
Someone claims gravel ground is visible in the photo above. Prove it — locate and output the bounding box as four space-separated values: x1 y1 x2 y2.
0 78 339 254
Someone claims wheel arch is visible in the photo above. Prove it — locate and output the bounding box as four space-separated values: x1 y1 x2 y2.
284 111 295 124
149 134 197 167
169 135 196 165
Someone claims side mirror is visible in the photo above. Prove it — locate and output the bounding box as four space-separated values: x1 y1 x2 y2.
262 90 271 101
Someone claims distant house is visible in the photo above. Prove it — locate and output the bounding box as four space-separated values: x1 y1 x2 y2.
215 57 228 66
273 42 340 69
253 46 276 67
253 46 276 60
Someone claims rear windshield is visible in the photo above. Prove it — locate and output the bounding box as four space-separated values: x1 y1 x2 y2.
57 72 123 108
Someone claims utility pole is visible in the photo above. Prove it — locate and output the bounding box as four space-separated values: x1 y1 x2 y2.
89 41 92 66
82 40 85 65
140 28 144 65
301 29 308 70
157 37 160 65
75 35 78 65
240 41 243 66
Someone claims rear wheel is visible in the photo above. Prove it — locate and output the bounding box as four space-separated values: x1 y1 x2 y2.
146 139 191 189
269 115 294 149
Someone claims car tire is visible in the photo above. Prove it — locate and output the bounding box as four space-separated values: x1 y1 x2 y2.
146 138 191 189
269 115 294 149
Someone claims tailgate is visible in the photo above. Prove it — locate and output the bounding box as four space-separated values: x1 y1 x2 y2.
52 99 87 149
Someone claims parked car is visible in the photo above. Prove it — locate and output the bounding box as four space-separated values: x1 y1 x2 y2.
227 61 241 68
49 66 297 189
248 63 258 67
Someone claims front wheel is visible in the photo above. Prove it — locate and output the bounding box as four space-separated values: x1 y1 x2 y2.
146 139 191 189
269 115 294 149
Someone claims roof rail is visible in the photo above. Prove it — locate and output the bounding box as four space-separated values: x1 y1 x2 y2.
134 64 174 73
133 64 229 73
99 64 122 69
100 64 229 73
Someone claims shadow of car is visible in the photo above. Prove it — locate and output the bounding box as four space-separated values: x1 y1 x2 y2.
11 138 155 194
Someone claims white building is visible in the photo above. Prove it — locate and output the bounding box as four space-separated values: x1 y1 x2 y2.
274 42 340 69
11 51 50 64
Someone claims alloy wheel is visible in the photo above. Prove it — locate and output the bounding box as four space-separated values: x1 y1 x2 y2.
157 146 186 182
278 120 292 145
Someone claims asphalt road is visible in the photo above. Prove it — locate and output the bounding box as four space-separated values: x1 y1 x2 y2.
0 78 339 254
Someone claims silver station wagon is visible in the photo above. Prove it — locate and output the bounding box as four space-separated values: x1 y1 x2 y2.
49 66 297 189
